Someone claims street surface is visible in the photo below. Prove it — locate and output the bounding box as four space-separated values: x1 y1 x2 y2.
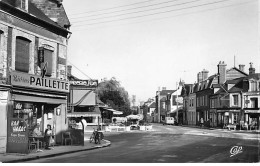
25 124 259 163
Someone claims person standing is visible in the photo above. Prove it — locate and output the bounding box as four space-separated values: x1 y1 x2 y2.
44 124 52 149
200 117 204 128
81 116 87 131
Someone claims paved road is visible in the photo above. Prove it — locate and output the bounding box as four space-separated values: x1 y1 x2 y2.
25 124 259 163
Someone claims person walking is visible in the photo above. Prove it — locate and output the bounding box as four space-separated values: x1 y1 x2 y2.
200 118 204 128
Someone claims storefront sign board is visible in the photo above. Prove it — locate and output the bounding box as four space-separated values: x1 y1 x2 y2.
7 118 29 154
69 79 98 88
245 110 260 113
10 71 69 93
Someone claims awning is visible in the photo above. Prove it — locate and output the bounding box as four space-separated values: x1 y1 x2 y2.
126 114 143 120
217 110 240 113
12 94 67 104
99 106 123 115
107 109 123 115
70 89 96 106
67 112 101 117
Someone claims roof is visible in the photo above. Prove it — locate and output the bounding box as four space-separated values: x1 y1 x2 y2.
245 73 260 80
181 84 192 96
0 0 70 36
160 97 166 102
226 67 248 77
160 90 176 96
148 102 156 108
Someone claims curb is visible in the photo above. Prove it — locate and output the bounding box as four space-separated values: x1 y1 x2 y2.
3 140 111 163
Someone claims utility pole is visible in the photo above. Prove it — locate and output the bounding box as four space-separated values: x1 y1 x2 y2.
176 82 178 124
157 87 160 123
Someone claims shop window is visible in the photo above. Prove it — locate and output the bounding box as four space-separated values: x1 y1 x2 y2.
15 36 31 73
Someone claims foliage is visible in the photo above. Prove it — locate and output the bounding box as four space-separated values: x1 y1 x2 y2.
96 77 131 116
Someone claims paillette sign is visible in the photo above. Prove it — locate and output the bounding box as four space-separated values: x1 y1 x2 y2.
11 71 69 92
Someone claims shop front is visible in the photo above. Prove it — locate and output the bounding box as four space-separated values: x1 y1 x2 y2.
6 71 69 154
68 79 100 131
216 109 241 128
209 109 217 127
244 109 260 130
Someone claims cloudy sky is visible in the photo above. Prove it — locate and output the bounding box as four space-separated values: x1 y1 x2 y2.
63 0 259 103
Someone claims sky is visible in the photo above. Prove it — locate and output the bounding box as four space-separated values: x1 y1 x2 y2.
62 0 259 104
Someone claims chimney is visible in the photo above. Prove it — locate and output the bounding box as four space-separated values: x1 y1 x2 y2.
162 87 166 90
67 65 72 77
249 62 255 75
197 72 203 83
239 64 245 72
202 69 209 81
218 61 227 84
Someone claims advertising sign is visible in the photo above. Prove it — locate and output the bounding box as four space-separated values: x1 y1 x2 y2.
69 80 98 88
7 118 29 154
10 71 69 93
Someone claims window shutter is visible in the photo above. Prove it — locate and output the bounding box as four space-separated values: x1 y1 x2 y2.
15 37 30 73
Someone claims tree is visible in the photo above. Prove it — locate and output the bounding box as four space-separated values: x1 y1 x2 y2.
96 77 131 116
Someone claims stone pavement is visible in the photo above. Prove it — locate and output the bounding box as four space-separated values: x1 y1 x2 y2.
0 133 111 163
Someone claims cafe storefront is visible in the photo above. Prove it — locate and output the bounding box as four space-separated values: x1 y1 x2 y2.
6 71 69 154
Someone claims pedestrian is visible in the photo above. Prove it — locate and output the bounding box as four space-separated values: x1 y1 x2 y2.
200 118 204 128
81 116 87 131
44 124 53 150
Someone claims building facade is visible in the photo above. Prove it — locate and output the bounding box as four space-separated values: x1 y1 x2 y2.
0 0 70 153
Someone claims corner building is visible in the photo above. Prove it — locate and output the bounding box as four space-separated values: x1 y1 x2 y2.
0 0 71 153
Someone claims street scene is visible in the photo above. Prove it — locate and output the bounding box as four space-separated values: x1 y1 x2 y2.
23 124 259 163
0 0 259 164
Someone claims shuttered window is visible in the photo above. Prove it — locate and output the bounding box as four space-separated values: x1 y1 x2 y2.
44 49 53 77
15 37 30 73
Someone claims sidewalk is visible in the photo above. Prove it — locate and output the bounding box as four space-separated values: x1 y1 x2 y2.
180 124 260 140
0 137 111 163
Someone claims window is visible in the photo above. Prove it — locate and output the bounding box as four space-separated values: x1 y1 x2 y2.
16 0 28 11
205 95 207 106
43 49 53 77
250 81 257 92
250 98 258 108
233 95 239 106
15 37 31 73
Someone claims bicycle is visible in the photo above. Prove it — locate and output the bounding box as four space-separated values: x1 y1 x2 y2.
89 128 97 143
89 128 104 144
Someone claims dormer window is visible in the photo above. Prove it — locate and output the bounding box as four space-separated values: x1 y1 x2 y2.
16 0 28 11
249 79 258 92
